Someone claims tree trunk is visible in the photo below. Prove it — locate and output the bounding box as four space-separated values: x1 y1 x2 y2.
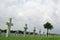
47 29 48 37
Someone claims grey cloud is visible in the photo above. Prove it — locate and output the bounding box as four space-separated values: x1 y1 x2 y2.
0 0 60 34
52 0 59 4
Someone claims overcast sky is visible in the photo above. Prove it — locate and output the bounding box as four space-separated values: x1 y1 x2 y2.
0 0 60 34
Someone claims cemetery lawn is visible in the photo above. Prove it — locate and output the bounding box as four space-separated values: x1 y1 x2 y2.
0 36 60 40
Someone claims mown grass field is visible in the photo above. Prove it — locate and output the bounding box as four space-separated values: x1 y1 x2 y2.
0 36 60 40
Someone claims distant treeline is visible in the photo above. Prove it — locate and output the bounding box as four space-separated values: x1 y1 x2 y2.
0 29 38 35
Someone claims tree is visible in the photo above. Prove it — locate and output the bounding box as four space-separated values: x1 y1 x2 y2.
43 22 53 37
6 18 13 37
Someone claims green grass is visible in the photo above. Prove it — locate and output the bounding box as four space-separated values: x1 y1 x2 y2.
0 36 60 40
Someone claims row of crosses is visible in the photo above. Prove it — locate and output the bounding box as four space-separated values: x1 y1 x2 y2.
6 18 43 37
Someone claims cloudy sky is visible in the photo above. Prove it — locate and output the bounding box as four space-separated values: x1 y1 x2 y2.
0 0 60 34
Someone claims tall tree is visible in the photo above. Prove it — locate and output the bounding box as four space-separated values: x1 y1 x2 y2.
43 22 53 37
6 18 13 37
